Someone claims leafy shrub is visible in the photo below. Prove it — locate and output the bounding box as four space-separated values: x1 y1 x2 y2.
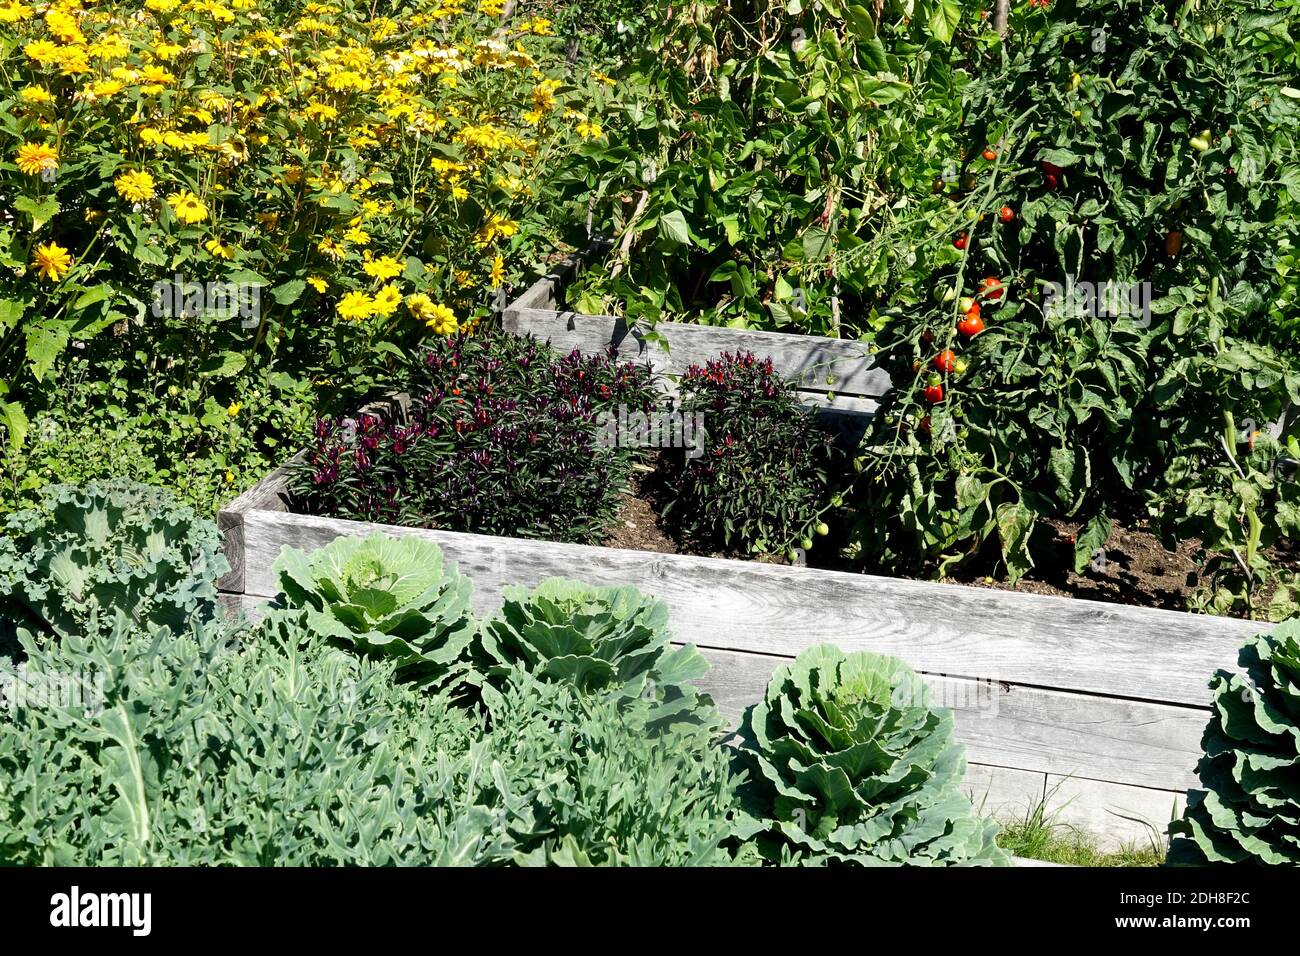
0 479 226 640
851 0 1300 609
0 610 743 866
1167 622 1300 865
733 644 1008 866
477 672 747 865
292 330 658 544
660 352 845 559
558 0 987 333
0 362 314 518
0 613 499 866
479 577 715 724
272 533 477 685
0 0 600 442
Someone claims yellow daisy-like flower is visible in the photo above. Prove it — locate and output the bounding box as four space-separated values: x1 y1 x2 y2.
85 79 125 99
114 169 155 202
407 295 457 335
204 238 234 259
371 283 401 316
167 190 209 224
576 119 603 140
15 142 58 176
362 255 404 280
307 276 328 293
489 255 504 289
337 291 374 321
23 40 60 65
19 86 53 105
31 242 73 282
0 3 35 25
227 401 242 417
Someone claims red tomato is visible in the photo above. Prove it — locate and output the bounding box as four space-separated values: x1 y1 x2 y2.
1165 230 1183 256
958 314 986 338
953 232 968 250
1043 172 1060 190
999 205 1015 222
982 147 997 162
934 349 957 373
923 383 945 404
979 276 1004 301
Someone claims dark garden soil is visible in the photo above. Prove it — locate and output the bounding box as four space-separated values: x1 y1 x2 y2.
599 467 1243 614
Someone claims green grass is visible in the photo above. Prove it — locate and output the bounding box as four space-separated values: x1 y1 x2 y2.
988 791 1167 867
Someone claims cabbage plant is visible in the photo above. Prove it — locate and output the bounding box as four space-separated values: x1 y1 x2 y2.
733 644 1009 866
1167 622 1300 865
273 532 476 684
0 480 226 641
478 578 714 727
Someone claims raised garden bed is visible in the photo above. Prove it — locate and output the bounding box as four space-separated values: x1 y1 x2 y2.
219 468 1263 849
215 253 1273 849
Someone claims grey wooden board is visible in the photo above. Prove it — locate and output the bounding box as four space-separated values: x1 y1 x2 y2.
503 307 891 398
1044 775 1183 852
691 646 1204 792
964 764 1047 820
234 509 1262 708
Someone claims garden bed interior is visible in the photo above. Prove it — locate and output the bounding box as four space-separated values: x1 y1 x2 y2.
217 255 1267 850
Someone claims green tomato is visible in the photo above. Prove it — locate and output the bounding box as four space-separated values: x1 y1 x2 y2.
1190 132 1212 152
801 537 814 551
815 521 830 536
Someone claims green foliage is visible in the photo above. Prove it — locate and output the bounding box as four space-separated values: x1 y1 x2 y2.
476 672 748 865
557 0 990 333
659 351 846 559
0 358 315 519
272 533 477 685
851 0 1300 604
734 644 1009 866
0 610 745 866
1167 622 1300 866
0 479 226 641
479 577 714 726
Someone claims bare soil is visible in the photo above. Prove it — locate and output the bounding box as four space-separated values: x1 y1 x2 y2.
598 470 1257 616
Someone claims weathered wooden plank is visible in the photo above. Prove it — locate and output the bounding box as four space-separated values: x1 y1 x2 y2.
1043 775 1183 853
235 509 1261 707
692 646 1204 791
964 764 1048 820
502 307 891 399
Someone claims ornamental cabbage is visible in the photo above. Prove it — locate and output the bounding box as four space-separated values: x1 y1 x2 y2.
1167 622 1300 865
273 532 476 684
733 644 1009 866
0 480 226 642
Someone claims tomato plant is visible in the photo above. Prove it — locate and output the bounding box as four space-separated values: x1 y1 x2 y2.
848 0 1300 611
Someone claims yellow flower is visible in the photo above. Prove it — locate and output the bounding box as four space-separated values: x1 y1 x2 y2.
576 119 603 140
337 291 374 321
167 190 209 224
224 470 234 484
114 169 155 202
489 255 504 289
0 3 35 24
473 213 518 247
371 283 401 316
85 79 125 99
19 86 53 105
23 40 60 65
362 255 404 280
227 401 242 417
205 238 234 259
307 276 328 293
15 142 58 176
31 242 73 282
408 296 457 335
